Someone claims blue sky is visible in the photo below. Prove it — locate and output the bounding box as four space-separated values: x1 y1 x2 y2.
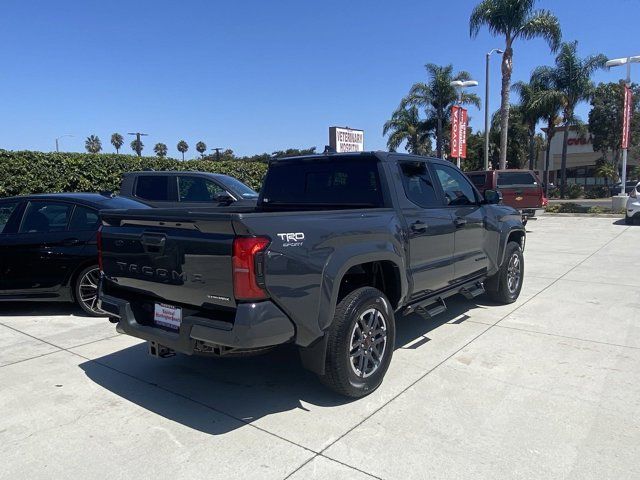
0 0 637 157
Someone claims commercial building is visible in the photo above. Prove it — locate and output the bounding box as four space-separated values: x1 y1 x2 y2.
537 126 638 186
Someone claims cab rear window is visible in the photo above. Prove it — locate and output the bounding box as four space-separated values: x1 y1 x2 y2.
467 173 487 188
260 157 384 208
497 172 537 187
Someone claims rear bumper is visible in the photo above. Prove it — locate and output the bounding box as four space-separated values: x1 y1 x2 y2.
520 208 544 218
99 293 295 354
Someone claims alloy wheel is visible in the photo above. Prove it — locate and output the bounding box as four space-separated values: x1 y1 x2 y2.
506 253 522 294
78 267 104 315
349 307 388 378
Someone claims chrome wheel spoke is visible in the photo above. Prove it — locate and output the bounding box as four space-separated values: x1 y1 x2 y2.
349 307 388 378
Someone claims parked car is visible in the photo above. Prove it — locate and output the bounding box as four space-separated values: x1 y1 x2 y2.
465 169 547 223
610 180 638 197
98 152 526 397
0 193 149 315
120 171 259 208
625 182 640 224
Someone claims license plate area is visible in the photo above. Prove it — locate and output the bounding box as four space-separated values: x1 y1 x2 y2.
153 303 182 331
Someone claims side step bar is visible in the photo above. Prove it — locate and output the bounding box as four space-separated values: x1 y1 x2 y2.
403 280 486 318
460 282 485 300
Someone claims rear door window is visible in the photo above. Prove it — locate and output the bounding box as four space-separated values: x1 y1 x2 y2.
497 172 537 187
177 176 225 202
19 201 72 233
69 205 100 231
398 161 440 208
135 176 170 201
0 201 20 234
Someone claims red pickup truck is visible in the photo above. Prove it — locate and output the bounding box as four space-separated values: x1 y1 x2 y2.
465 170 547 224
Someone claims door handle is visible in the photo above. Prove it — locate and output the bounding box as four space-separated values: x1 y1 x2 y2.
454 217 467 228
410 221 428 233
62 238 80 246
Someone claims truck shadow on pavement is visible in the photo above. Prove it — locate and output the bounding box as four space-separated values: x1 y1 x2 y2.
0 302 88 317
79 294 491 436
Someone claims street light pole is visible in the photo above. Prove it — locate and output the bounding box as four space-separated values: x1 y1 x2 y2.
606 56 639 198
484 49 503 170
450 80 479 169
55 134 73 152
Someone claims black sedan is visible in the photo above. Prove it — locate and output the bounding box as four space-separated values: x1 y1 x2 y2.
0 193 149 315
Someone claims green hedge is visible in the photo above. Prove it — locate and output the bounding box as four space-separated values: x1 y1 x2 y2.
0 150 268 197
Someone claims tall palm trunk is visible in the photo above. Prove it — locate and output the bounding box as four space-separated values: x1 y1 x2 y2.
560 124 570 199
498 43 513 170
436 108 443 158
528 123 536 170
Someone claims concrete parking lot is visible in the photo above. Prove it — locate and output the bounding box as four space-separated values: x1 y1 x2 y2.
1 216 639 480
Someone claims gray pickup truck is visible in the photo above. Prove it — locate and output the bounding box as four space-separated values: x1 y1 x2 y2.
98 152 525 397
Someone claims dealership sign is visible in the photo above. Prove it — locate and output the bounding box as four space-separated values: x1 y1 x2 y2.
329 127 364 153
450 106 468 158
622 84 633 149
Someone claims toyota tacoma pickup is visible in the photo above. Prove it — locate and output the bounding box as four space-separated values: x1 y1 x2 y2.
98 152 525 397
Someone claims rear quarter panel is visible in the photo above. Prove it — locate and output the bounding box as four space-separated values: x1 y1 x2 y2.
238 209 407 346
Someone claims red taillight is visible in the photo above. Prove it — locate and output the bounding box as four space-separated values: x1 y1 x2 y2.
97 226 103 272
232 236 270 301
542 196 548 207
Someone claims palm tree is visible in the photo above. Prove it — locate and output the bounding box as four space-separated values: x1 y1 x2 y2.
470 0 562 169
405 63 480 158
154 143 168 158
383 102 432 155
130 139 144 156
110 133 124 154
533 42 607 197
177 140 189 160
85 135 102 154
196 141 207 158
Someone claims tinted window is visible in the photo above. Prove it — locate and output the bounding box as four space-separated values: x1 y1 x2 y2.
260 157 383 207
135 176 169 201
0 201 19 234
69 205 99 231
433 164 477 206
20 201 72 233
497 172 537 187
223 176 259 198
178 176 224 202
399 161 440 208
101 197 151 209
467 173 487 188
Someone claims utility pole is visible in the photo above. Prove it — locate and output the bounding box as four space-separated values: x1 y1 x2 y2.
127 132 149 157
212 147 223 161
55 134 73 152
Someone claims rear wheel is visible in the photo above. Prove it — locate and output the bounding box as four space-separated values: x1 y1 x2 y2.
320 287 395 397
485 241 524 304
74 265 105 316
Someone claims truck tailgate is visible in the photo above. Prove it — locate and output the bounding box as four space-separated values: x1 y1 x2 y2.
100 211 236 309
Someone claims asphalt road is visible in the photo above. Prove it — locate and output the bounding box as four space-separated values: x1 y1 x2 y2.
1 216 639 479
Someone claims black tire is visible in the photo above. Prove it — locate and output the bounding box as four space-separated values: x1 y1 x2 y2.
320 287 395 398
74 265 104 317
485 241 524 304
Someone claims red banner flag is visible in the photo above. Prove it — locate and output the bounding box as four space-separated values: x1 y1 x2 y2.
622 84 633 149
450 106 468 159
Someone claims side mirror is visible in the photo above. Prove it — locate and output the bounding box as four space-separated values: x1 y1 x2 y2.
484 189 502 205
215 193 234 205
